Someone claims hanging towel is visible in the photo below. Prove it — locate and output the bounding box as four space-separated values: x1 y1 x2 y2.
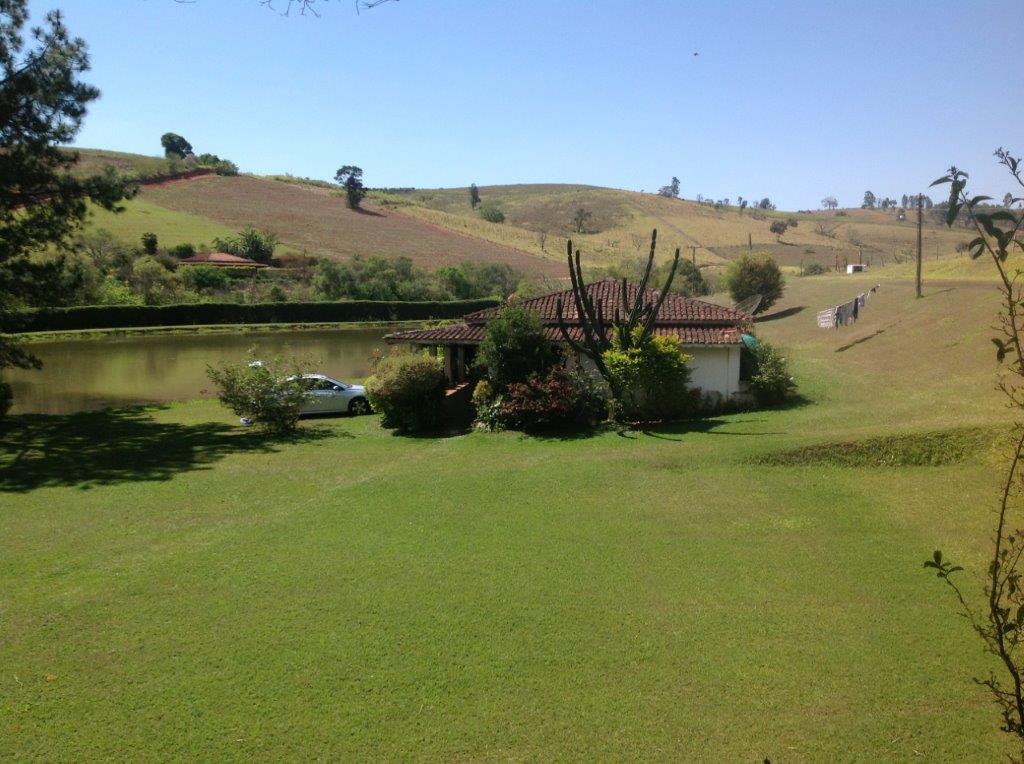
817 307 837 328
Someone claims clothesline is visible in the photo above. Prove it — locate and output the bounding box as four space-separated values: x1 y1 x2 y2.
816 284 880 329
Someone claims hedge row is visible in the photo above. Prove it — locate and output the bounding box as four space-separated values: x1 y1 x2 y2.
10 299 500 333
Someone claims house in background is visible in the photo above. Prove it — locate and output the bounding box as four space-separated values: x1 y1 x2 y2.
385 279 751 399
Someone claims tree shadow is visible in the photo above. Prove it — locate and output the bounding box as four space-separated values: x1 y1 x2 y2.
0 407 336 493
614 417 785 441
352 205 386 218
755 305 805 322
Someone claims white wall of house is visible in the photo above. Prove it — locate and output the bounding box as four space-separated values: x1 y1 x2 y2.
685 345 742 397
570 344 742 398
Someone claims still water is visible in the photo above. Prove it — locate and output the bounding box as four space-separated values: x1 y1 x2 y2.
6 327 391 415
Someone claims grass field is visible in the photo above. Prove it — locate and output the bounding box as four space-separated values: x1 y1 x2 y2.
1 272 1017 759
85 196 237 249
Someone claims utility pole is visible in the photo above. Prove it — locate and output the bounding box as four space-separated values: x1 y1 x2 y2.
687 245 697 265
916 193 923 298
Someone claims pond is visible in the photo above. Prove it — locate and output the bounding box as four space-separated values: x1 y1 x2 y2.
6 327 392 415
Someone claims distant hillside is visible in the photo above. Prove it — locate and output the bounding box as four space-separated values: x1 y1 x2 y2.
72 148 984 280
372 184 975 276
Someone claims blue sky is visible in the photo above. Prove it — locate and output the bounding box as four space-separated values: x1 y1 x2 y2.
33 0 1024 210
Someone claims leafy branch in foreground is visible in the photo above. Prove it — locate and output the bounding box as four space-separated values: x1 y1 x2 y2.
926 148 1024 745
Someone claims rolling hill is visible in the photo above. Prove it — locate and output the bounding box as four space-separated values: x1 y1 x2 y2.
74 148 988 281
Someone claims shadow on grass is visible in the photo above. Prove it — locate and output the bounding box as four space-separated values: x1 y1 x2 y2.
755 305 805 322
0 406 335 493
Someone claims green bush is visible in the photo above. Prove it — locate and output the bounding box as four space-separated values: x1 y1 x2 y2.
748 340 796 406
206 356 310 435
169 243 196 259
180 264 231 293
602 330 696 421
14 298 499 332
215 227 278 264
365 353 447 434
477 200 505 223
723 253 785 314
491 366 607 431
141 232 158 255
130 256 179 305
472 379 494 411
479 305 560 390
801 262 829 276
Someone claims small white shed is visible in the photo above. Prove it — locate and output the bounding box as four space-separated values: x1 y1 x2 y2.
846 263 868 274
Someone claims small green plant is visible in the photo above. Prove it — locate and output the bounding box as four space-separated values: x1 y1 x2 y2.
140 231 158 255
169 243 196 259
365 353 447 434
602 328 696 421
748 340 796 406
801 262 828 276
206 355 311 435
477 200 505 223
472 379 494 411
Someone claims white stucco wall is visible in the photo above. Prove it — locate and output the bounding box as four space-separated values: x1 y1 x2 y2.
684 345 742 397
569 344 742 398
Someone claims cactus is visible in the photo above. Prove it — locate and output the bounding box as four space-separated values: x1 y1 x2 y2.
555 229 681 382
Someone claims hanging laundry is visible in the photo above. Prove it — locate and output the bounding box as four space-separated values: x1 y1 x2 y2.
817 308 836 328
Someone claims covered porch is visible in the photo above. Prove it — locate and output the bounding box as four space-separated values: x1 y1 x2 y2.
403 341 479 386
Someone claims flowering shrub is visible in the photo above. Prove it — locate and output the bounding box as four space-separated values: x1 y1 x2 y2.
486 366 607 431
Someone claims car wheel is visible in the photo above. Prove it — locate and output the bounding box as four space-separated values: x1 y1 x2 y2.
349 397 371 416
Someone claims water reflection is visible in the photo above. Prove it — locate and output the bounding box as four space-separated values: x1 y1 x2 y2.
6 327 390 415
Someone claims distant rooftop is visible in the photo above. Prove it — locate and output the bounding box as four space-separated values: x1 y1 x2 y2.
179 252 268 268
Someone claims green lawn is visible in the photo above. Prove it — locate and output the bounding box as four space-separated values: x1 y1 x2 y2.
85 196 236 249
0 275 1016 759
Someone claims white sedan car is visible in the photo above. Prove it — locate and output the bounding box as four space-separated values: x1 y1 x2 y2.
297 374 372 416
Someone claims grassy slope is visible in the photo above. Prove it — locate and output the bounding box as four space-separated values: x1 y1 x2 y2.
384 184 972 274
73 149 975 281
85 196 236 248
0 273 1016 759
70 148 176 179
141 175 564 274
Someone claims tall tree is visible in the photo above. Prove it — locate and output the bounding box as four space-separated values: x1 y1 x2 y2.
821 196 838 211
862 190 876 209
657 176 680 198
572 207 593 234
1006 192 1016 208
469 182 480 209
334 165 366 209
160 132 192 159
0 0 133 408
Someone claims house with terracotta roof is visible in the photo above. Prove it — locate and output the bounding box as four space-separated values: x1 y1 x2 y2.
385 279 752 399
179 252 269 269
